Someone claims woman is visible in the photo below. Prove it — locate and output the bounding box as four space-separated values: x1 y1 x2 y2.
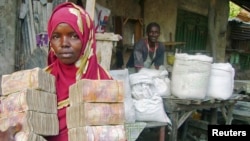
126 22 165 73
0 2 112 140
44 2 112 141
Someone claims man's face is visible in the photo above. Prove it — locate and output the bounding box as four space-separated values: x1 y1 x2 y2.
147 26 160 43
50 23 82 65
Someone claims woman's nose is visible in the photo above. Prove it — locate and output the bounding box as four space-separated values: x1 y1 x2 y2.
61 36 70 47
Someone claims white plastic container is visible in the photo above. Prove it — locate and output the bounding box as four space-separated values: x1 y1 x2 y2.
171 53 213 99
206 63 235 100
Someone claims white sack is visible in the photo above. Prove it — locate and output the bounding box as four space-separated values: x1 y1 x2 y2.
130 68 171 98
152 77 171 97
171 53 213 99
207 63 235 100
130 83 154 99
109 69 132 98
109 69 136 123
129 73 153 86
133 96 171 124
139 68 171 97
129 73 154 99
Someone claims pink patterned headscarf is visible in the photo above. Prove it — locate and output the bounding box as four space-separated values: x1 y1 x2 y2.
46 2 110 80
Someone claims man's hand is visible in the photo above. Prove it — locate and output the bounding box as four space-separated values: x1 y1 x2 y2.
0 124 22 141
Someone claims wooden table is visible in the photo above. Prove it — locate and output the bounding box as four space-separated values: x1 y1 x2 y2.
163 94 248 141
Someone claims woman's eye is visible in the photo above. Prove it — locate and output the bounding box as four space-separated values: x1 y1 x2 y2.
71 33 79 39
52 34 60 39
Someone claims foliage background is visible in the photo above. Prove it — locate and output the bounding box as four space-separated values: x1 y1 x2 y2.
229 1 241 18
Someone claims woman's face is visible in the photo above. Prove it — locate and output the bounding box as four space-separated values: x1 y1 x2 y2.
50 23 82 65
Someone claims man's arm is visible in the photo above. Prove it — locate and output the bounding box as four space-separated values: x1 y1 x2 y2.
154 42 166 69
134 39 145 70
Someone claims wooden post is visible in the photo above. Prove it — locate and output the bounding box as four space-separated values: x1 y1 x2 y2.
210 108 218 124
85 0 96 20
208 0 216 62
159 127 165 141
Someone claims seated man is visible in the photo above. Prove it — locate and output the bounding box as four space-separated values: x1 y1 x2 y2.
126 22 165 73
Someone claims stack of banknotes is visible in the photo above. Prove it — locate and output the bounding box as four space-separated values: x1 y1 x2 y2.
67 79 127 141
0 67 59 141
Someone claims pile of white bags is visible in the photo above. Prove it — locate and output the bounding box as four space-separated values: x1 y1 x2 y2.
129 68 171 124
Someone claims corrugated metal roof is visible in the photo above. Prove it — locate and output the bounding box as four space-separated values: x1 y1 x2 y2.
231 24 250 40
231 0 250 12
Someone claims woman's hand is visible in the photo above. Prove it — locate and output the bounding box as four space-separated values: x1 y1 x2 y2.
0 123 22 141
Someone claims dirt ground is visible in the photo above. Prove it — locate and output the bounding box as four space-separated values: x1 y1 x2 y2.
136 128 163 141
135 127 174 141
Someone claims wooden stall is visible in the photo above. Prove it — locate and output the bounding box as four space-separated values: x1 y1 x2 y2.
163 94 249 141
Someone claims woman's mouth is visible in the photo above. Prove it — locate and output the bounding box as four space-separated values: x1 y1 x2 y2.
60 52 73 58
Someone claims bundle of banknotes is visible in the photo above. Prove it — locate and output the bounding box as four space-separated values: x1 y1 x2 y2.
68 79 127 141
0 68 59 141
